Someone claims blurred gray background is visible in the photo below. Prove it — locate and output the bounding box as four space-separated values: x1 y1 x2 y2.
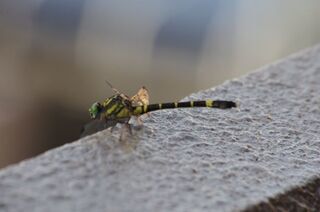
0 0 320 168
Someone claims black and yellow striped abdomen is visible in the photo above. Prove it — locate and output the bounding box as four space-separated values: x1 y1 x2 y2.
133 100 236 115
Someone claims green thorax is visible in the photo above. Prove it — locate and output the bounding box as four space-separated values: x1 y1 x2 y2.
101 95 133 119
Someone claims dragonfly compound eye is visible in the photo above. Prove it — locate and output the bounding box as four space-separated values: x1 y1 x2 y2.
89 102 101 119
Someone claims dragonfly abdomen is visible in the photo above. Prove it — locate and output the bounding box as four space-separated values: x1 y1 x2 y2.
133 100 236 115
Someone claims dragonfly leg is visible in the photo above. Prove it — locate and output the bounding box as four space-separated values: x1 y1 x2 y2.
119 122 132 141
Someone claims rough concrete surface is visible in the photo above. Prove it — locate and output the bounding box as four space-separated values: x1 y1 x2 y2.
1 45 320 212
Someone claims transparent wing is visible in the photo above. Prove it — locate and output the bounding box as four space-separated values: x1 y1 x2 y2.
105 80 130 100
130 86 149 106
80 118 128 138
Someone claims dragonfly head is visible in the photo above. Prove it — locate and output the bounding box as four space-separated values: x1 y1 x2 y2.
89 102 102 119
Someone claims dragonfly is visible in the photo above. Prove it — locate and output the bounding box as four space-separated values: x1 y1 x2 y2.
80 82 236 138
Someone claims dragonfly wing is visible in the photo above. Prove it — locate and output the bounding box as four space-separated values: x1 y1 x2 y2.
80 119 116 138
131 86 149 106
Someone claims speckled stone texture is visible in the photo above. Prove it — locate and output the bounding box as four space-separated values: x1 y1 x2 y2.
1 45 320 212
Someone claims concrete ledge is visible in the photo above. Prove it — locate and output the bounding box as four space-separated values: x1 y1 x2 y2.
1 45 320 212
243 177 320 211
